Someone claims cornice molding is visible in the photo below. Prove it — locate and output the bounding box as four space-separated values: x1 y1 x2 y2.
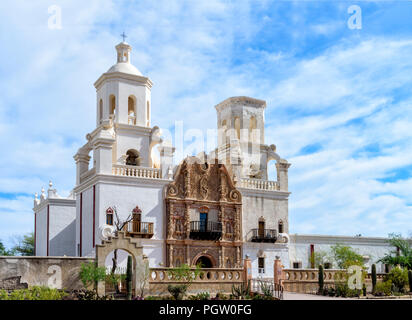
94 72 153 90
215 96 266 112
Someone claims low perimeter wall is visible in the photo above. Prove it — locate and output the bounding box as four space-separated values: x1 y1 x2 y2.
0 257 245 295
282 269 386 294
0 256 94 291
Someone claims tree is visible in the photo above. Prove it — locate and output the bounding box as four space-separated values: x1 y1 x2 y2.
330 244 364 269
126 256 133 300
309 250 330 269
378 233 412 270
167 263 202 300
79 262 106 291
0 240 11 256
109 206 133 293
10 232 34 256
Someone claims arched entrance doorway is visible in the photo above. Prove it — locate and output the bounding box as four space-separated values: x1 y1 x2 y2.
195 255 213 268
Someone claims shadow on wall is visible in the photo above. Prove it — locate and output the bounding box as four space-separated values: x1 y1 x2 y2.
49 220 76 256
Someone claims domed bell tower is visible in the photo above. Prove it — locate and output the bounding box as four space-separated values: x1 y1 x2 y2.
94 41 152 129
215 96 267 180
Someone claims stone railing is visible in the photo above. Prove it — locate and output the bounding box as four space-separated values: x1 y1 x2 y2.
282 269 387 294
112 164 161 179
240 178 280 191
149 267 244 295
365 273 386 280
282 269 344 294
128 116 136 125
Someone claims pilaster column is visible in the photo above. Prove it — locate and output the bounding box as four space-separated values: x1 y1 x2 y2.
169 244 173 267
186 245 190 265
74 153 91 185
167 202 174 240
276 160 291 192
158 144 175 179
185 202 190 238
235 205 241 241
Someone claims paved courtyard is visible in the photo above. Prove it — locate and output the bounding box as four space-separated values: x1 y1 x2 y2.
283 291 412 300
283 292 354 300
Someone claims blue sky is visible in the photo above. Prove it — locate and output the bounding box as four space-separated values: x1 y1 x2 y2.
0 0 412 249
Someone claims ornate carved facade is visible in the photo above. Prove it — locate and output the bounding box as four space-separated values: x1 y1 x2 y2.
165 157 242 268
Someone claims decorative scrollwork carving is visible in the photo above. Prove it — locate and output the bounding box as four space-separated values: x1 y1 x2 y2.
199 176 208 199
229 190 240 201
168 184 178 196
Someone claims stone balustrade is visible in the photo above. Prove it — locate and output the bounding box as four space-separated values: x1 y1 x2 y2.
148 267 244 295
112 164 161 179
240 178 280 191
150 267 243 283
282 268 387 294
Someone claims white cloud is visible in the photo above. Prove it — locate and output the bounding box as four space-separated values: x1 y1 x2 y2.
0 1 411 244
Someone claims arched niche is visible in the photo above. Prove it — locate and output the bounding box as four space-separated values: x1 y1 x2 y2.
96 231 143 296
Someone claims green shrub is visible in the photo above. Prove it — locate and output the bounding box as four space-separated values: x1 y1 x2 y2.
0 286 67 300
374 280 392 296
0 290 8 300
71 289 113 300
105 273 126 287
144 295 163 300
384 267 408 293
144 295 173 300
188 292 210 300
167 284 187 300
231 281 250 300
258 280 274 298
79 262 106 290
408 270 412 293
29 286 68 300
214 292 228 300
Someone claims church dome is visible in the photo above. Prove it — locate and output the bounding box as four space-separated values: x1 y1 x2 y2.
106 41 142 76
107 62 142 76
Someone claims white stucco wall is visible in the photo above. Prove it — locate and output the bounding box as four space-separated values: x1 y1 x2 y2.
243 243 289 279
34 206 47 256
241 191 289 242
289 234 394 272
49 202 76 256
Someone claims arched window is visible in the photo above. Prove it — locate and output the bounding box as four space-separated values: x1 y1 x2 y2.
109 95 116 117
234 117 240 140
106 208 114 225
278 220 284 234
99 99 103 124
126 149 140 166
128 96 136 125
146 101 150 127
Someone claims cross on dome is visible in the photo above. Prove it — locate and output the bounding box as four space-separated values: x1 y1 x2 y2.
121 31 127 43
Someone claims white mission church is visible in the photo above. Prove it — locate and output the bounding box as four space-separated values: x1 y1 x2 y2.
33 41 394 277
